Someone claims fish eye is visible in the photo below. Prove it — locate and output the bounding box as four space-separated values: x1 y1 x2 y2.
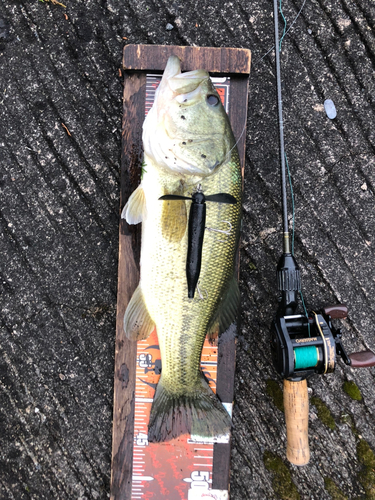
207 94 219 106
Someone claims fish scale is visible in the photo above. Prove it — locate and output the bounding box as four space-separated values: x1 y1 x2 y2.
142 153 241 395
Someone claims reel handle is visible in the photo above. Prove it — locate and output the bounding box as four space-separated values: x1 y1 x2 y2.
283 379 310 466
323 304 348 319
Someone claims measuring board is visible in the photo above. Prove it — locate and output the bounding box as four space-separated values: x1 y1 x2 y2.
111 45 251 500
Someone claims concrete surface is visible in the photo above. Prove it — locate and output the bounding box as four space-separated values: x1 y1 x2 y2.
0 0 374 499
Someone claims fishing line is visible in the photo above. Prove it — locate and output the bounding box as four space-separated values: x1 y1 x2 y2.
225 121 247 162
281 0 310 330
256 0 307 64
285 153 295 255
287 148 310 332
300 290 311 336
279 0 288 50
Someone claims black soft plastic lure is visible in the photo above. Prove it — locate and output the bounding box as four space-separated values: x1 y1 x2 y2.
159 186 237 299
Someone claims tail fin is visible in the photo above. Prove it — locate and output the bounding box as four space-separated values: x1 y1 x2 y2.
147 373 231 442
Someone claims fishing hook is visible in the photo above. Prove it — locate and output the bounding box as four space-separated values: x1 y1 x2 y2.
205 220 233 243
206 220 232 237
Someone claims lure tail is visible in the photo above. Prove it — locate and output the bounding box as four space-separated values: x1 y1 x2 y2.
148 372 231 442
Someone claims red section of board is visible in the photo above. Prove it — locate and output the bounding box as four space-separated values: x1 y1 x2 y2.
131 330 222 500
145 76 230 115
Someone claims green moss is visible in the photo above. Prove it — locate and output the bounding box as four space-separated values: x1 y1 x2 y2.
266 379 284 412
248 261 257 271
357 439 375 499
343 381 362 401
358 440 375 469
264 451 300 500
311 396 336 430
324 477 348 500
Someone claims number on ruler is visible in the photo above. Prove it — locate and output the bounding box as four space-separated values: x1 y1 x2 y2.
184 470 211 491
135 432 149 447
138 353 153 368
216 87 225 106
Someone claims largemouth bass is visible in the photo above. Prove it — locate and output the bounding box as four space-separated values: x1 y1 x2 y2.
122 55 242 442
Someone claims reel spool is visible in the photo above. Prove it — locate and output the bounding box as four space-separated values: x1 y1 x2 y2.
271 305 375 382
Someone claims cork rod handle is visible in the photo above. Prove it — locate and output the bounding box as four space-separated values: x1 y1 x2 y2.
283 379 310 466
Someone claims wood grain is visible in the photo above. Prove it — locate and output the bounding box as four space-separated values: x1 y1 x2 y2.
123 44 251 75
111 72 146 500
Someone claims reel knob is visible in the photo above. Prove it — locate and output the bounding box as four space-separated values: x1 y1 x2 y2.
322 305 375 369
323 305 348 319
349 350 375 368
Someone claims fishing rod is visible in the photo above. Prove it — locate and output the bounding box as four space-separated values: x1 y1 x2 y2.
270 0 375 466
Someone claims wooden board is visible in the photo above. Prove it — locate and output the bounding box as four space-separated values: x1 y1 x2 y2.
122 45 251 75
111 44 251 500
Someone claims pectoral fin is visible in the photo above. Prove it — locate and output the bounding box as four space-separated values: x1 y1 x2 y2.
207 275 240 341
121 185 146 224
124 285 155 341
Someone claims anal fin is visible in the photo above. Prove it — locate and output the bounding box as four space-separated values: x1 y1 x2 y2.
123 285 155 341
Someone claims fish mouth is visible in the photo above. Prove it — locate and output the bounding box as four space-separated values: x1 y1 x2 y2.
160 57 216 176
162 55 210 96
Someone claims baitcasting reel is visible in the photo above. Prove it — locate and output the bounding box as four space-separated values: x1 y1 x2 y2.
272 304 375 382
269 253 375 466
